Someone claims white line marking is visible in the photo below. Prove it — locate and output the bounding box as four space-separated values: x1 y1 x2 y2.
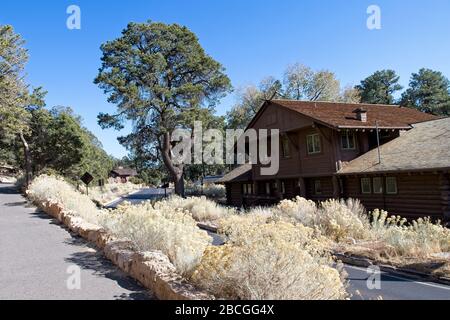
345 265 450 291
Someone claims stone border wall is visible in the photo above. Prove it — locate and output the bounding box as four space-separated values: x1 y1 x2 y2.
35 200 214 300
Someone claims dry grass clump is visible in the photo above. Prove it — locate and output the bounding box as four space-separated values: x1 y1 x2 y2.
154 196 234 223
370 210 450 258
27 174 104 225
274 197 371 241
101 201 212 275
86 182 142 205
186 184 226 199
192 214 348 300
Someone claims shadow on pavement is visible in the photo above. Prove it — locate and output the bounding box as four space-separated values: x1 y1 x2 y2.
3 201 28 207
0 184 19 195
64 235 153 300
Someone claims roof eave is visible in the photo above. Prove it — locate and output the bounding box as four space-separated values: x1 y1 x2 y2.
337 166 450 176
336 125 412 130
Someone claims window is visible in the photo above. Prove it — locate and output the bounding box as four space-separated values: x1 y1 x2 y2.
314 180 322 195
361 178 372 194
341 131 356 150
373 177 383 194
243 184 254 195
386 177 398 194
307 134 321 154
265 182 271 195
281 135 291 158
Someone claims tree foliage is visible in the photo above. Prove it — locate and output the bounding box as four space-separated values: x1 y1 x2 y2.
226 77 281 129
95 21 232 195
0 25 112 183
356 70 403 105
283 63 341 101
400 68 450 115
226 63 352 129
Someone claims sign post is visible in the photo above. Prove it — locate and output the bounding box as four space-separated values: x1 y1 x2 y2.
80 172 94 196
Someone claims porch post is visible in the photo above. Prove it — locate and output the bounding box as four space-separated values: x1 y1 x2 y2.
332 176 340 199
298 177 306 198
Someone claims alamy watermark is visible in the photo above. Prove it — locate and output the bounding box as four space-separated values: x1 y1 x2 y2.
367 5 381 30
170 122 280 176
67 5 81 30
366 265 381 290
66 265 81 290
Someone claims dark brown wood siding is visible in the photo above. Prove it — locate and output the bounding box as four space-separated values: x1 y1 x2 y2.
343 173 447 220
305 176 334 202
226 183 244 207
250 104 371 181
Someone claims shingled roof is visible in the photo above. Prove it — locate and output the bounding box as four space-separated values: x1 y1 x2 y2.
338 118 450 175
218 164 252 183
111 167 138 177
270 100 438 129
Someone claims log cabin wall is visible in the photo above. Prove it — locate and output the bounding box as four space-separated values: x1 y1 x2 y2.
305 176 334 202
439 173 450 221
228 183 244 207
342 173 447 220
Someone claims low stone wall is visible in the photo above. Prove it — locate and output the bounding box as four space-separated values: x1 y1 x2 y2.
35 200 213 300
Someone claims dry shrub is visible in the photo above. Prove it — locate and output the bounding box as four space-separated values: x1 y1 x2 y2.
155 196 234 223
186 184 226 199
275 197 371 241
317 199 371 241
27 174 104 225
101 201 212 275
371 210 450 258
192 214 347 300
275 197 318 226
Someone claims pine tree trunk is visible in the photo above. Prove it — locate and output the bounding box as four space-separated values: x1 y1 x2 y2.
19 132 32 187
174 175 185 197
161 132 185 197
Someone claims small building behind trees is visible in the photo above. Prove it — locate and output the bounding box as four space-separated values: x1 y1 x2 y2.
109 167 138 183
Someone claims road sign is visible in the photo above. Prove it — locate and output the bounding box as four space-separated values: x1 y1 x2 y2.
81 172 94 186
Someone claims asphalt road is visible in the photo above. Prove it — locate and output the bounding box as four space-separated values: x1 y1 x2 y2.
107 188 450 300
105 188 170 209
0 184 153 300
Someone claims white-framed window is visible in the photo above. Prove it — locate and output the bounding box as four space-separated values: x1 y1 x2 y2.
386 177 398 194
307 134 321 154
373 177 383 194
341 131 356 150
265 182 271 195
314 180 322 195
243 184 253 195
281 135 291 158
361 178 372 194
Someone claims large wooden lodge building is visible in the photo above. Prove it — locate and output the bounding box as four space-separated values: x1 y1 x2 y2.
220 100 450 222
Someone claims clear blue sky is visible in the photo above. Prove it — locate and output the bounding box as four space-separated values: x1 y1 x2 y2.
1 0 449 158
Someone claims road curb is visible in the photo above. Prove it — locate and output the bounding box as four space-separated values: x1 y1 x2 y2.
333 252 450 286
197 223 219 233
